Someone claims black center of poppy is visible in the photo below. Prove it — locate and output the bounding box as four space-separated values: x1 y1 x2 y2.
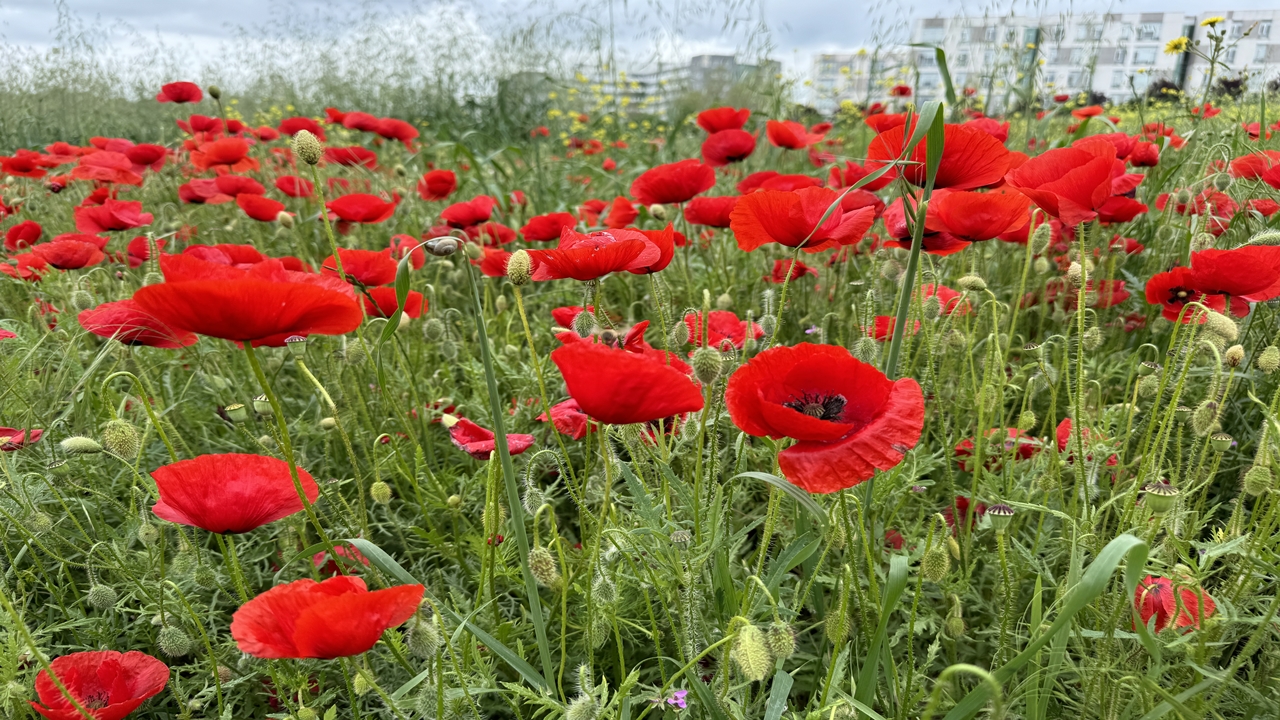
1168 287 1195 305
784 393 846 422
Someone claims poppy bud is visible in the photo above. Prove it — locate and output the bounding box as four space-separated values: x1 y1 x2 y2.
957 274 986 292
987 503 1014 532
1211 432 1233 452
1175 188 1192 205
922 294 942 320
70 289 94 311
353 672 372 696
225 403 248 423
1244 465 1273 496
422 318 445 341
157 625 191 657
946 329 968 349
944 597 965 638
730 623 772 682
292 130 323 165
852 335 879 364
766 620 796 659
1137 374 1161 398
86 583 117 610
137 522 159 547
1017 409 1036 431
276 211 295 229
691 346 722 384
507 249 533 287
1082 327 1102 351
648 204 668 221
317 417 337 431
1191 232 1216 252
1212 173 1232 191
440 339 458 360
1030 223 1052 254
296 708 319 720
1224 344 1245 367
345 343 369 366
1033 256 1051 274
566 695 600 720
60 436 103 455
257 434 276 448
207 84 221 100
1191 399 1219 436
194 564 217 589
1258 346 1280 373
252 395 271 415
529 545 561 588
592 576 617 605
216 666 233 683
1066 261 1083 287
1143 482 1180 515
494 295 509 314
572 310 596 338
447 494 462 508
716 292 733 310
759 315 777 337
921 542 950 582
101 419 140 459
947 536 961 560
171 551 195 575
463 242 484 261
408 614 442 658
370 481 392 504
1248 230 1280 246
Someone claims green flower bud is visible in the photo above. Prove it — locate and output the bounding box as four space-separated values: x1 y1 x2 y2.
157 625 191 657
1032 255 1051 274
1213 173 1232 191
1017 410 1037 431
572 309 596 337
353 672 372 696
101 419 140 459
1244 465 1273 496
529 545 560 588
60 436 103 455
716 292 733 310
295 708 319 720
1204 311 1238 342
957 274 986 292
292 129 323 165
422 318 445 341
731 623 773 682
1224 345 1245 367
1082 326 1102 351
507 249 533 287
207 84 222 100
592 576 616 605
987 503 1015 532
691 346 723 384
921 543 950 582
137 522 159 547
766 620 796 659
193 565 217 589
852 335 879 364
70 290 94 311
370 481 392 504
1191 400 1219 437
1258 346 1280 374
648 204 668 222
922 294 942 320
408 614 442 658
566 694 600 720
1030 222 1053 254
86 584 117 610
759 314 777 337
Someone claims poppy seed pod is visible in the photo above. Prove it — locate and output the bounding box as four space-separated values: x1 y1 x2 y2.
1143 482 1180 515
225 403 248 423
1259 346 1280 373
507 249 533 287
60 436 103 455
1030 222 1052 254
292 130 323 165
157 625 192 658
1211 432 1233 452
207 84 221 100
987 503 1015 532
1139 360 1160 376
1224 345 1245 367
252 395 271 415
1244 465 1273 495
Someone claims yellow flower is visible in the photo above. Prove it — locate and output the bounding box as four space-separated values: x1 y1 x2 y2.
1200 16 1224 27
1164 37 1189 54
548 91 558 99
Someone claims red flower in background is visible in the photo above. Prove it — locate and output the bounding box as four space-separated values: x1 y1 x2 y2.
1145 267 1227 321
684 310 762 349
324 146 378 168
828 160 894 192
927 189 1030 242
30 239 105 270
78 300 198 349
869 316 921 341
552 305 593 328
190 138 257 173
1229 150 1280 179
1004 145 1116 226
5 220 42 250
151 453 319 534
231 576 423 659
701 129 757 167
375 117 418 147
74 199 153 233
156 81 203 103
766 120 826 149
697 107 750 133
738 171 822 193
630 159 716 205
30 650 168 720
322 248 398 286
278 116 326 140
730 187 875 252
943 496 987 533
765 258 818 283
684 196 739 228
0 427 42 451
551 328 704 425
362 287 427 318
1135 575 1215 632
446 417 536 459
537 398 593 439
521 212 577 242
441 196 497 227
132 254 362 346
473 246 512 277
237 194 287 222
327 193 399 224
528 228 659 281
867 123 1012 190
417 169 458 201
603 196 639 228
725 343 924 493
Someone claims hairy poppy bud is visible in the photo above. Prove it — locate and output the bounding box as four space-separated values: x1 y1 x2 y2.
1212 173 1232 191
207 84 221 100
1191 232 1216 252
691 346 723 384
1204 311 1238 342
1143 482 1179 515
345 343 369 366
447 494 462 508
1033 256 1051 274
529 545 561 588
572 310 596 338
295 708 319 720
648 204 668 222
1244 465 1273 496
716 292 733 310
137 522 159 547
947 535 961 560
101 420 140 459
1211 432 1233 452
276 211 294 229
922 294 942 320
945 329 968 349
463 242 484 261
193 564 217 589
1030 223 1052 254
171 551 195 575
522 482 545 515
759 314 777 337
767 620 796 659
1082 326 1102 351
216 666 232 683
592 576 616 605
945 598 965 638
852 335 879 364
157 625 191 658
318 417 337 431
353 672 372 696
1191 399 1219 436
86 583 117 610
731 623 772 682
1224 344 1245 367
1017 409 1037 431
1175 188 1192 205
70 289 94 311
566 695 600 720
292 130 323 165
1137 374 1161 398
1065 261 1083 288
370 481 392 504
60 436 102 455
507 249 533 287
1257 345 1280 373
921 542 950 582
408 614 442 658
422 318 445 341
957 274 986 292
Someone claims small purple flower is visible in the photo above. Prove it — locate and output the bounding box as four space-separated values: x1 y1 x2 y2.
667 690 688 709
804 325 820 335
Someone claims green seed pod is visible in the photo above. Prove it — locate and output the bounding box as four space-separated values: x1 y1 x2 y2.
295 708 319 720
408 614 442 658
648 204 669 222
766 620 796 659
1175 188 1192 205
70 290 94 311
731 623 773 682
370 481 392 504
27 511 52 535
691 346 723 384
987 503 1015 532
193 565 217 589
1017 409 1037 431
225 403 248 423
947 536 962 560
944 613 966 639
207 84 222 99
528 545 561 588
1143 482 1180 515
157 625 191 657
572 309 596 338
292 129 323 165
422 318 445 341
1191 400 1219 437
101 419 140 459
60 436 103 455
1258 346 1280 374
319 417 337 430
86 583 117 610
170 551 195 576
277 211 295 228
1243 465 1273 496
921 543 950 582
344 343 369 366
439 339 458 360
852 335 879 364
1211 432 1233 452
716 292 733 310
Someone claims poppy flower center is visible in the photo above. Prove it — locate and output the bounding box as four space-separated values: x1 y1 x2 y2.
785 393 847 421
84 692 110 709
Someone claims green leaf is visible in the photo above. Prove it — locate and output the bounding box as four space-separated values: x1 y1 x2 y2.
764 534 820 596
683 670 729 720
910 45 957 107
764 668 794 720
855 553 909 709
734 472 827 529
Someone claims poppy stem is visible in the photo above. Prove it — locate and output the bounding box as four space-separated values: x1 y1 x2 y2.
884 196 929 378
101 371 178 462
769 245 803 347
0 583 98 720
309 164 348 282
512 285 582 500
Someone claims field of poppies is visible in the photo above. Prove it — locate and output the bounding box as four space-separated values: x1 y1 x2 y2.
4 71 1280 720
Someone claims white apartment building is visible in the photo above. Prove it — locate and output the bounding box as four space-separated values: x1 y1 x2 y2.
810 50 909 114
892 10 1280 109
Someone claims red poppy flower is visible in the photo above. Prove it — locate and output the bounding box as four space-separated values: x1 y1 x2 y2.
1251 198 1280 217
78 300 197 348
0 151 48 178
889 84 912 97
417 169 458 201
467 222 517 246
919 283 971 315
30 650 168 720
550 329 704 425
552 305 593 328
0 427 42 451
312 544 370 576
473 246 511 277
190 138 257 173
278 116 325 140
521 212 577 242
1231 150 1280 179
238 194 287 222
1 253 48 281
74 199 153 233
362 287 427 319
597 196 635 229
5 219 41 250
867 123 1012 190
375 117 418 147
943 496 987 533
683 310 762 349
926 189 1030 242
738 171 823 193
725 343 924 493
528 228 659 281
390 234 426 269
697 107 750 133
765 258 818 283
1144 267 1228 322
71 151 142 185
828 160 894 192
766 120 826 149
1071 105 1104 119
231 575 424 659
1004 145 1116 226
183 243 266 266
340 111 381 132
1096 196 1148 224
868 316 921 340
684 196 739 228
537 398 593 439
446 417 536 459
1127 141 1160 167
156 81 203 103
1190 245 1280 305
630 225 677 274
729 187 876 252
322 248 397 286
151 453 319 533
701 130 757 167
124 144 167 173
0 329 13 340
30 239 105 270
1135 575 1215 632
324 146 378 169
441 196 497 227
132 254 362 346
326 193 399 224
1040 279 1131 310
954 428 1041 471
178 179 231 205
630 159 716 205
965 117 1010 142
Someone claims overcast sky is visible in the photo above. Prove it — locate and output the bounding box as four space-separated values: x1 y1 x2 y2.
3 0 1280 77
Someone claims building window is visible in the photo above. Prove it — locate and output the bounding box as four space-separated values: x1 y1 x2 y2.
960 27 972 43
1231 21 1245 39
1261 21 1272 38
1024 27 1039 44
1111 69 1126 88
1257 44 1269 63
955 52 970 67
1068 70 1085 87
921 27 945 43
1133 46 1158 64
1069 48 1084 64
1137 23 1160 41
1115 46 1127 64
1119 23 1133 40
984 26 998 42
1225 47 1237 64
984 49 995 65
920 73 940 89
917 51 936 66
